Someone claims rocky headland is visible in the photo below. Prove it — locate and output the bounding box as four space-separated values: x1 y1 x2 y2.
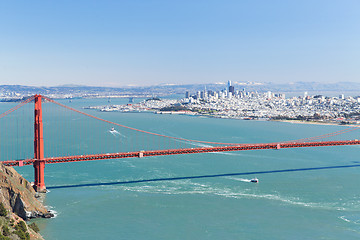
0 163 54 239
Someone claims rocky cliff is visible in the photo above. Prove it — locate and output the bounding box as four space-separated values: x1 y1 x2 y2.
0 163 54 239
0 163 53 220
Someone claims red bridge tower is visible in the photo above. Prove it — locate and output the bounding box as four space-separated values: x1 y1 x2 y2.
33 95 46 192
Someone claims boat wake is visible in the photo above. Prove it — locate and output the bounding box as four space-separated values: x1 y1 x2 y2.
96 179 345 210
109 128 126 138
225 176 253 183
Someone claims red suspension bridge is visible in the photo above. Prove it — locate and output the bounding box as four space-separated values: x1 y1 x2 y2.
1 94 360 192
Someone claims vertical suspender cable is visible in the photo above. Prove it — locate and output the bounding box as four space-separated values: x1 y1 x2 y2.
16 117 19 160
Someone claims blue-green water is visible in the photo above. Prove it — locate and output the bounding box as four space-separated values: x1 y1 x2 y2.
3 98 360 239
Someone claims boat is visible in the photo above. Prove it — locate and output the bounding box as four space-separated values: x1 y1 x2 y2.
110 127 115 132
250 178 258 183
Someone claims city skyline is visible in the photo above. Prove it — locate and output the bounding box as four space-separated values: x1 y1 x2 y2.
0 0 359 87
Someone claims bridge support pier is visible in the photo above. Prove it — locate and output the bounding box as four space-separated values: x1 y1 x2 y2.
34 160 46 192
33 94 46 192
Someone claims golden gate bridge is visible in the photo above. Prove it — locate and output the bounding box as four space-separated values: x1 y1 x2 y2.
1 94 359 192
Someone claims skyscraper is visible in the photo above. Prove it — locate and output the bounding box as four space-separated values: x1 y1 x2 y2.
229 86 235 94
227 80 232 92
227 80 235 94
185 91 190 98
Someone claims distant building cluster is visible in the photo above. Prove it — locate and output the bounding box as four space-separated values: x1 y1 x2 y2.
177 81 360 123
184 80 285 103
4 83 360 125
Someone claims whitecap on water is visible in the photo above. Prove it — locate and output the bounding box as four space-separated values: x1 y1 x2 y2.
49 209 58 218
44 205 59 218
339 215 360 225
340 216 352 223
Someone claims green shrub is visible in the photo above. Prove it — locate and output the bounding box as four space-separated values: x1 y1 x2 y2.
0 235 11 240
0 204 7 217
29 222 40 233
2 225 9 236
15 221 27 233
14 221 29 240
15 229 29 240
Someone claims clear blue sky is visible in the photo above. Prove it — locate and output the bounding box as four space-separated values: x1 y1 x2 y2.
0 0 359 87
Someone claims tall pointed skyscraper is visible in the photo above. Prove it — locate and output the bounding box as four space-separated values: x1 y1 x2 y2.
227 80 232 92
228 80 234 94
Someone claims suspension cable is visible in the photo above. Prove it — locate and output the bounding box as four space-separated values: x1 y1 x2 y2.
41 95 360 146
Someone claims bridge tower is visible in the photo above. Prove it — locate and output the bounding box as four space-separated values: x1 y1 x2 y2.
33 94 46 192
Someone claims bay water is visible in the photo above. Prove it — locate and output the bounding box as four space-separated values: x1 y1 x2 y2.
3 98 360 239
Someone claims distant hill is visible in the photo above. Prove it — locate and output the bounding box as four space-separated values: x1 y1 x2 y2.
1 81 360 98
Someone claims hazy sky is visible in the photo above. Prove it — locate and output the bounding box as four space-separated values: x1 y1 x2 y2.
0 0 359 87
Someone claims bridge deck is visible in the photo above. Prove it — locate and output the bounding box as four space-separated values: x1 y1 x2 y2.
2 140 360 167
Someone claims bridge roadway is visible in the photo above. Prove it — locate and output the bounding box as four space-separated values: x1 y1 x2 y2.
2 139 360 167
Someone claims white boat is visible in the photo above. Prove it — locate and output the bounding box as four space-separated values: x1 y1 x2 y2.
250 178 258 183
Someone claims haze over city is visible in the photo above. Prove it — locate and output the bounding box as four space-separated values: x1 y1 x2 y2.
1 0 359 87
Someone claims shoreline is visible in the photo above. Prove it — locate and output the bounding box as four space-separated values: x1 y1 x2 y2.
173 112 360 127
179 112 360 127
269 119 360 127
88 106 360 128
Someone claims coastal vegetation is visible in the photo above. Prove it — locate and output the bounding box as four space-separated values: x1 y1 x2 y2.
0 204 37 240
159 104 220 114
160 104 188 112
0 204 7 217
146 97 161 101
28 223 40 233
